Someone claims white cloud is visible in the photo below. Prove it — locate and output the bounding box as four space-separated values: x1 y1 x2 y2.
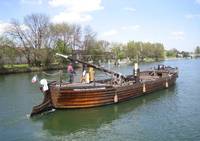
123 7 136 12
170 31 185 40
49 0 103 23
196 0 200 4
121 25 140 31
52 12 92 23
49 0 103 12
0 21 11 35
99 25 140 40
185 14 200 19
20 0 43 5
101 29 118 37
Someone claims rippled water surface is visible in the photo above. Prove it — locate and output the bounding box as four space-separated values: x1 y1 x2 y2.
0 59 200 141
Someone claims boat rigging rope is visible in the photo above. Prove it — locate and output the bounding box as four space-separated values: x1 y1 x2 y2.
42 71 62 76
45 79 58 82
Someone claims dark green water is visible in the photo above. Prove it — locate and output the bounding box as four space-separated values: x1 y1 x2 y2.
0 59 200 141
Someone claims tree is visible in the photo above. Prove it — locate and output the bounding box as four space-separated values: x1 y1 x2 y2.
0 36 16 67
195 46 200 54
181 51 190 58
50 23 82 62
126 41 138 62
54 39 72 64
3 12 168 68
71 24 82 51
124 41 165 63
50 23 74 48
111 43 125 61
82 26 97 62
98 40 111 62
7 20 32 65
153 43 165 61
8 13 51 66
166 49 177 58
88 41 104 64
0 36 6 68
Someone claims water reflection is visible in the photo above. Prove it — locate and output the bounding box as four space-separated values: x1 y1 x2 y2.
32 86 176 136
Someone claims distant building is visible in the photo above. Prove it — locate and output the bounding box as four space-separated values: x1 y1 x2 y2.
176 53 183 58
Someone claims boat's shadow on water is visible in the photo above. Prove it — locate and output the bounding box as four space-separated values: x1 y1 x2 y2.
31 86 177 136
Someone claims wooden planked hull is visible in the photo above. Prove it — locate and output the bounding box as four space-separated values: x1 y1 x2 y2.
50 73 177 109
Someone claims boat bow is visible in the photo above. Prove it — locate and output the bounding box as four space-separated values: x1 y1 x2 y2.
30 86 53 117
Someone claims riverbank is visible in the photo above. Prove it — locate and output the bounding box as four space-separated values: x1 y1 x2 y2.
0 57 188 75
0 64 66 75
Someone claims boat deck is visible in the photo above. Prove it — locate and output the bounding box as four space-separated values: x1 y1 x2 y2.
54 82 111 89
140 75 160 82
53 73 166 89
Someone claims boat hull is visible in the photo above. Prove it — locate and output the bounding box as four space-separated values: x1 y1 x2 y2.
50 73 177 109
30 69 178 117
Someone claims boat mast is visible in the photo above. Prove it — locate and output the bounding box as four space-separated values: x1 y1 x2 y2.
56 53 125 78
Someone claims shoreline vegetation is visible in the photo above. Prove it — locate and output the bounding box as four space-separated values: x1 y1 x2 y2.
1 13 199 75
0 64 66 75
0 56 198 75
0 57 180 75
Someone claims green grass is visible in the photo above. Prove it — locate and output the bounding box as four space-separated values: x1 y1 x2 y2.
143 58 155 62
3 64 29 69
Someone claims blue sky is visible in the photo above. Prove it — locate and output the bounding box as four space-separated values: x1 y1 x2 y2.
0 0 200 51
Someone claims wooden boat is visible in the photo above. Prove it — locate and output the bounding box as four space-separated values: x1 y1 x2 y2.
30 54 178 117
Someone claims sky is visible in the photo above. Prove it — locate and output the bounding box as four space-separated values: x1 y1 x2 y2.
0 0 200 51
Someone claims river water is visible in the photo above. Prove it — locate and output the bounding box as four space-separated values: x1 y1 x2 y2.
0 59 200 141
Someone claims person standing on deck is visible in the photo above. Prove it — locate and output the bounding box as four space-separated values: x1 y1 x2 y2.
88 66 95 83
81 64 87 83
67 63 75 83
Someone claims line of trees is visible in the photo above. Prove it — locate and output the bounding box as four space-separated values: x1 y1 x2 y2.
111 41 165 63
0 13 109 67
194 46 200 54
0 13 185 69
165 47 200 58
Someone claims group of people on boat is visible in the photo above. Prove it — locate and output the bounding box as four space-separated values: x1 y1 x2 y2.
67 63 95 83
